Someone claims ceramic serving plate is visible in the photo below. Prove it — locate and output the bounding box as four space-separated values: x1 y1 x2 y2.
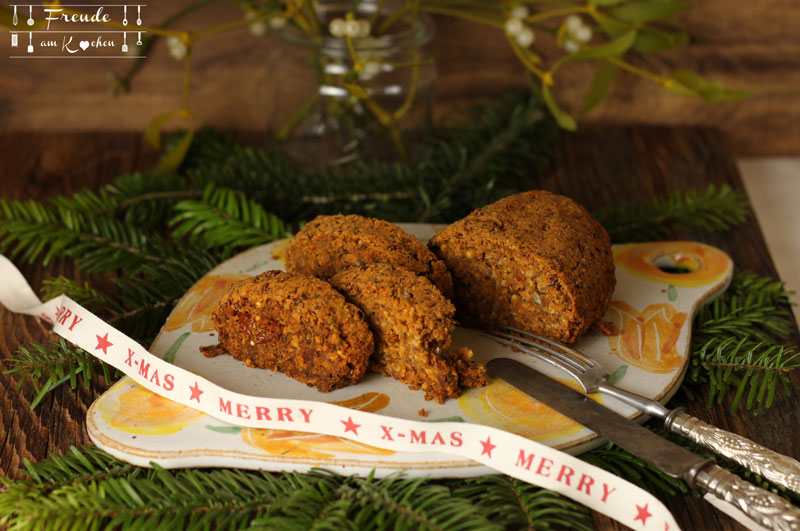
88 224 733 477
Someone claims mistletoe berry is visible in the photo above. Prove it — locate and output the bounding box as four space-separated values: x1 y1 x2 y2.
516 27 535 47
329 18 346 38
505 17 523 36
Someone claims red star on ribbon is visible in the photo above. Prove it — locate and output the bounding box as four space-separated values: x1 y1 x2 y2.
95 333 113 355
633 503 652 526
480 436 496 457
341 416 361 436
189 382 203 402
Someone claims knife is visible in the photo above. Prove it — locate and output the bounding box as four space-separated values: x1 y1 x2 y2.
488 357 800 530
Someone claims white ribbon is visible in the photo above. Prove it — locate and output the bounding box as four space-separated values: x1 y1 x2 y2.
0 254 682 530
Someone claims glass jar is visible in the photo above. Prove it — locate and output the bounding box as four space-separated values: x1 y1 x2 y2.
273 2 436 167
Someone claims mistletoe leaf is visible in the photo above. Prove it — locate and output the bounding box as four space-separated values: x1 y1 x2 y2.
633 29 689 53
553 29 637 71
145 110 181 150
155 129 195 174
611 1 692 23
580 60 617 116
667 70 751 103
541 85 576 130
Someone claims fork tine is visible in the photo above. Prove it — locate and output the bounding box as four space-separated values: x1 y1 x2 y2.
481 332 586 384
490 329 588 374
503 326 596 368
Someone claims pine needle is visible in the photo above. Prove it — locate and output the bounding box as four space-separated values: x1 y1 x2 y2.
453 475 592 530
2 339 115 410
597 184 750 243
684 270 799 413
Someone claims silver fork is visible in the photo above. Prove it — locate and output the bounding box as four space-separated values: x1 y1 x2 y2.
485 326 800 496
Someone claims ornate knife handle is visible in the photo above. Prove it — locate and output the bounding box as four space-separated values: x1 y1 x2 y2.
668 410 800 496
694 464 800 530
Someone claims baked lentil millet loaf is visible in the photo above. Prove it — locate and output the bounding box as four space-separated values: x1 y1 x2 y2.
285 214 454 299
428 190 615 346
200 270 373 392
328 263 486 403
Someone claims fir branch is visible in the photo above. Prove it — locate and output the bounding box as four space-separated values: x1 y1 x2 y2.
1 452 498 531
415 98 554 223
597 184 749 243
95 172 198 227
256 471 499 531
37 172 193 230
579 442 688 497
0 198 183 274
340 473 498 531
41 277 124 316
683 270 800 413
0 461 283 530
106 246 233 343
13 446 144 495
726 270 795 306
170 184 292 250
452 475 592 530
686 338 799 413
181 96 554 225
693 293 795 343
2 340 115 410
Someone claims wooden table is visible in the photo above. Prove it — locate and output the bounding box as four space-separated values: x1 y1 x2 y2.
1 128 798 530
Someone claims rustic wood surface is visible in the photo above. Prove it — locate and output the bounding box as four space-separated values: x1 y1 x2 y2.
0 128 798 529
1 1 799 155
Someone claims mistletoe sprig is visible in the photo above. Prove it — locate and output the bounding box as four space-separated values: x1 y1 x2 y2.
0 0 748 168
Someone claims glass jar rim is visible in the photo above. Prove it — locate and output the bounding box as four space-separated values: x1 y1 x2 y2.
275 1 435 53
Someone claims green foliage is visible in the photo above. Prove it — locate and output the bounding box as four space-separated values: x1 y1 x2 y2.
0 448 517 531
683 270 799 413
597 184 750 243
453 475 592 530
170 184 292 250
580 442 688 497
3 339 116 410
665 70 751 104
180 96 555 224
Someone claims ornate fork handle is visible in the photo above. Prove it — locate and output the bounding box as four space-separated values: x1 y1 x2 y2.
694 464 800 530
669 410 800 495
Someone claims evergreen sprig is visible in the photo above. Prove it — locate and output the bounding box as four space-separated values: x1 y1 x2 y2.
683 270 799 412
0 448 531 531
452 475 592 530
579 442 688 497
597 184 750 243
3 339 116 410
170 184 292 250
181 96 554 225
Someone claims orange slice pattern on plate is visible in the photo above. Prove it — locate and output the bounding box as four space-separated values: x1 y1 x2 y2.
241 392 395 458
614 241 730 288
270 238 292 264
163 273 247 333
458 377 604 441
606 301 687 373
97 381 204 436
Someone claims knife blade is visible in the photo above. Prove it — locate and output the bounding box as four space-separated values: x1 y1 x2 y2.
488 358 800 530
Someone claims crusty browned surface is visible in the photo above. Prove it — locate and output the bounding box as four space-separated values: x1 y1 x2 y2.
329 264 486 403
428 190 615 345
285 214 454 299
200 271 373 392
